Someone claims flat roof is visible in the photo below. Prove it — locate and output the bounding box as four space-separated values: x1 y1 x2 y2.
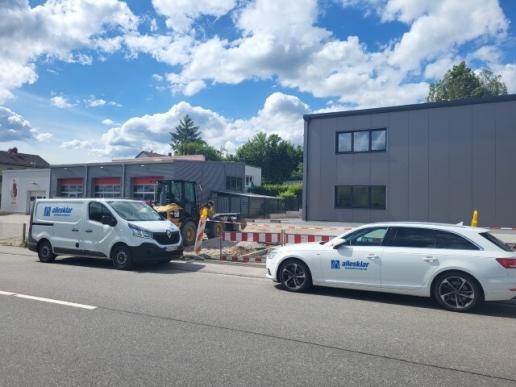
49 159 244 168
303 93 516 121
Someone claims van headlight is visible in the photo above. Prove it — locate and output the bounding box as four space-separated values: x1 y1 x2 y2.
128 223 152 239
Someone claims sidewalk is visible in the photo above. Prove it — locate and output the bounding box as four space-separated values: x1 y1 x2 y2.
0 245 267 278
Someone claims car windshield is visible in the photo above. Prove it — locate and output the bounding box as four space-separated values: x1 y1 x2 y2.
108 201 162 221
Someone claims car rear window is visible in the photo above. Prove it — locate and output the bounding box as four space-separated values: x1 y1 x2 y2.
384 227 479 250
480 232 514 252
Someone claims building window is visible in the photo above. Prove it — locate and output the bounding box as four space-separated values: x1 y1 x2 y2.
336 128 386 154
226 176 243 192
335 185 386 210
371 129 386 151
94 178 121 198
59 179 84 198
95 184 121 198
337 132 352 153
132 176 162 201
133 184 157 201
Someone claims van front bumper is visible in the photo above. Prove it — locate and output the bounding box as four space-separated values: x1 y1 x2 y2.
130 243 183 262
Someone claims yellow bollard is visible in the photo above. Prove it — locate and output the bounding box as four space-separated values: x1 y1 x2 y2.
470 209 478 227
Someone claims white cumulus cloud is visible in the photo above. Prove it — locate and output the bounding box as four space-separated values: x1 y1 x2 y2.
50 96 75 109
143 0 510 108
0 106 52 142
60 92 309 159
152 0 236 33
0 0 138 103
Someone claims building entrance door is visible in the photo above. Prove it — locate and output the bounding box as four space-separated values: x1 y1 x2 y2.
27 191 47 214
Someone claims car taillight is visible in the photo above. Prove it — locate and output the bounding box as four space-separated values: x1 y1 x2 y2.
496 258 516 268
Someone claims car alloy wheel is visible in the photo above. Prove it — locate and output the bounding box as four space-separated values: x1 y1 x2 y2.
437 275 477 311
280 261 308 291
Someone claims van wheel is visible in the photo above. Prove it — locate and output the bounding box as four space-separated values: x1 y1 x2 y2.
111 245 133 270
37 240 55 263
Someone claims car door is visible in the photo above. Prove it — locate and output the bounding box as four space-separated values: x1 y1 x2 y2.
321 227 387 287
82 201 117 257
380 227 442 291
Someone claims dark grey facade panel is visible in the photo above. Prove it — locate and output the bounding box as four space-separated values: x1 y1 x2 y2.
50 166 86 197
407 109 429 221
494 101 516 225
471 104 496 225
304 97 516 226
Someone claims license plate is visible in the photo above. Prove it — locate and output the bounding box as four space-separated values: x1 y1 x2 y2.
166 246 176 252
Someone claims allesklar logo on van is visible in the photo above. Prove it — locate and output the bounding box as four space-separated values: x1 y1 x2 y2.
47 206 73 217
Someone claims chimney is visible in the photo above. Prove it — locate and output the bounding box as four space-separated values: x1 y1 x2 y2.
8 147 18 154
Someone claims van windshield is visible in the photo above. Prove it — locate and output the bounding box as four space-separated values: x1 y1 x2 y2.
108 201 162 221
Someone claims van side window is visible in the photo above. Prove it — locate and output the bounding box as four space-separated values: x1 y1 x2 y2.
89 202 113 223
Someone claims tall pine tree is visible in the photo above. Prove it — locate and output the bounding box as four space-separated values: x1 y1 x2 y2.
170 115 203 152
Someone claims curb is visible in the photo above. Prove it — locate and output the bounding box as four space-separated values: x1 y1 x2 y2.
220 255 266 263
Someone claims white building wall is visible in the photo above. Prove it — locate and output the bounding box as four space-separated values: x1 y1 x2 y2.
1 169 50 213
244 165 262 191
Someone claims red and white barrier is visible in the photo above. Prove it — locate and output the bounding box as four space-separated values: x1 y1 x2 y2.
220 255 265 263
223 231 335 245
284 234 332 244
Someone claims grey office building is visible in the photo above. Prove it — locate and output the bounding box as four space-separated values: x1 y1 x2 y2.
303 94 516 227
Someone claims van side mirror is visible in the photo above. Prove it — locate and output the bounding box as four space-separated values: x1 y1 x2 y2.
101 215 117 227
333 239 348 249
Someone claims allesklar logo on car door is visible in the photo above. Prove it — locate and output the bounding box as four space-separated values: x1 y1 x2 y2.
322 227 386 286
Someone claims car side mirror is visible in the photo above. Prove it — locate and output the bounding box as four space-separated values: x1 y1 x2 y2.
101 215 117 227
333 239 348 249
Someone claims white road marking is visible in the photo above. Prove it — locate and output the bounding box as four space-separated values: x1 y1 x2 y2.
0 290 96 310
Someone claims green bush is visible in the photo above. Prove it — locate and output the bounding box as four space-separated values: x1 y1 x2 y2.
252 183 302 211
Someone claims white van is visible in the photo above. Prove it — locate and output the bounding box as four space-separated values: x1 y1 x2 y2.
28 198 183 269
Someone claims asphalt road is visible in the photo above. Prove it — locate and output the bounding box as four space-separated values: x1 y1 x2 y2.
1 246 516 386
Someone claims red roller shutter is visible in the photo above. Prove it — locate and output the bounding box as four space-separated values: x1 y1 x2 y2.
94 177 120 185
59 178 83 185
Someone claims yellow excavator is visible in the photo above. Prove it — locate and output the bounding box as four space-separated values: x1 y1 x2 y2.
152 179 244 246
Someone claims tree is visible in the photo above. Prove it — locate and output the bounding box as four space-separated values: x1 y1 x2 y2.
170 115 203 152
427 61 507 102
235 132 302 184
175 141 223 161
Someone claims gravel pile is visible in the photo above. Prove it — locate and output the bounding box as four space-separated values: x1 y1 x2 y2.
184 240 268 260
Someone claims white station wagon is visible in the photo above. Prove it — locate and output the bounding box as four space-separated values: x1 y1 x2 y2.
266 222 516 312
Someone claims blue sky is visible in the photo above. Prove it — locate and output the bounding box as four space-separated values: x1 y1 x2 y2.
1 0 516 163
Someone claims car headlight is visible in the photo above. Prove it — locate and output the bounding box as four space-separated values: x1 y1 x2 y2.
128 223 152 239
266 249 279 260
